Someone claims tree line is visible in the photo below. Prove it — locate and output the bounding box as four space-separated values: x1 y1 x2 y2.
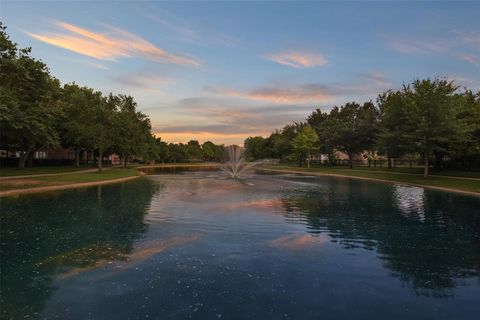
245 79 480 177
0 24 225 170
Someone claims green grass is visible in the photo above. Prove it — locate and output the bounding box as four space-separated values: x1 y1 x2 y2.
294 164 480 178
0 166 95 177
0 168 140 192
262 165 480 194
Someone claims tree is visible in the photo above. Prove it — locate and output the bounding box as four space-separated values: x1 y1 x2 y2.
450 90 480 169
325 102 378 168
307 109 334 163
244 136 267 160
201 141 218 161
186 140 202 161
168 143 187 163
89 95 113 172
0 23 61 169
403 78 458 177
60 83 103 167
109 94 152 167
376 90 413 168
291 124 319 168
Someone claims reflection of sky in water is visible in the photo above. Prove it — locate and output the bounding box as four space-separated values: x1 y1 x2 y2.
1 172 479 320
394 185 426 221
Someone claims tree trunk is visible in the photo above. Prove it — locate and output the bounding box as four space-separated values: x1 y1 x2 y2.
98 149 103 172
307 153 311 169
388 157 393 169
348 154 353 169
75 149 81 168
424 151 429 177
27 152 34 168
122 154 127 168
18 148 33 169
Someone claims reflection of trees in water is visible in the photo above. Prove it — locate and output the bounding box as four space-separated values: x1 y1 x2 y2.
0 179 159 319
280 177 480 296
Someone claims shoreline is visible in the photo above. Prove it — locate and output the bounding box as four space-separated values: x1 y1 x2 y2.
257 167 480 197
1 164 478 198
0 172 144 197
136 163 220 169
0 164 219 197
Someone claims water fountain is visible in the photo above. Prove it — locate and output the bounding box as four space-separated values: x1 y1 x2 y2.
220 145 262 178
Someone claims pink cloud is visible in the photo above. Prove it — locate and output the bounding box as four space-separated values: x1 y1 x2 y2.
265 51 327 68
26 21 200 66
206 84 332 104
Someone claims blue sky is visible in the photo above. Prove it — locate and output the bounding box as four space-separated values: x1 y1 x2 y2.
2 1 480 144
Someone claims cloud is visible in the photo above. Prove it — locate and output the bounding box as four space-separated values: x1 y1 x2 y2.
449 75 480 89
152 74 393 144
386 37 450 54
458 54 479 66
204 73 391 105
265 51 328 68
464 34 480 48
205 84 332 104
385 32 480 68
361 72 391 87
88 62 109 70
112 72 173 92
150 97 315 144
26 20 200 66
143 11 200 43
143 10 240 48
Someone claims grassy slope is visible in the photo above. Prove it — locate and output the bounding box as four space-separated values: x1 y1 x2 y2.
262 165 480 194
0 168 139 192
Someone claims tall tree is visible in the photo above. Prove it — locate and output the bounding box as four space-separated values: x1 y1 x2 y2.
186 140 202 161
291 124 319 168
244 136 267 160
110 94 151 167
60 83 102 167
91 95 113 172
0 23 61 169
201 141 216 161
307 109 335 163
404 78 458 177
376 90 412 168
326 102 378 168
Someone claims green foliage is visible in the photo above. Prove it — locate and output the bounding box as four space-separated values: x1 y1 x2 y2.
0 23 62 168
291 124 318 165
247 78 478 175
376 90 412 158
244 136 267 160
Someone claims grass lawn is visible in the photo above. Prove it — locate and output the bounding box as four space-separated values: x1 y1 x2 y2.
304 164 480 178
0 166 96 177
0 168 140 192
262 165 480 194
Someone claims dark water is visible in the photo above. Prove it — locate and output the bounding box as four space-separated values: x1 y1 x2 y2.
1 170 479 320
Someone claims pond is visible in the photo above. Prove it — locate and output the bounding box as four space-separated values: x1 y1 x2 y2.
1 169 479 319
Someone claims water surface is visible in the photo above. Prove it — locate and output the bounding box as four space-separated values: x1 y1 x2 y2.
1 170 479 319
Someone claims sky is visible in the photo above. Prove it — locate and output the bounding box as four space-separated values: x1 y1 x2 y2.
2 1 480 145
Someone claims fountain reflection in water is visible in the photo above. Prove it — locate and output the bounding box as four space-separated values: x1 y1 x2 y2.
220 145 262 178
